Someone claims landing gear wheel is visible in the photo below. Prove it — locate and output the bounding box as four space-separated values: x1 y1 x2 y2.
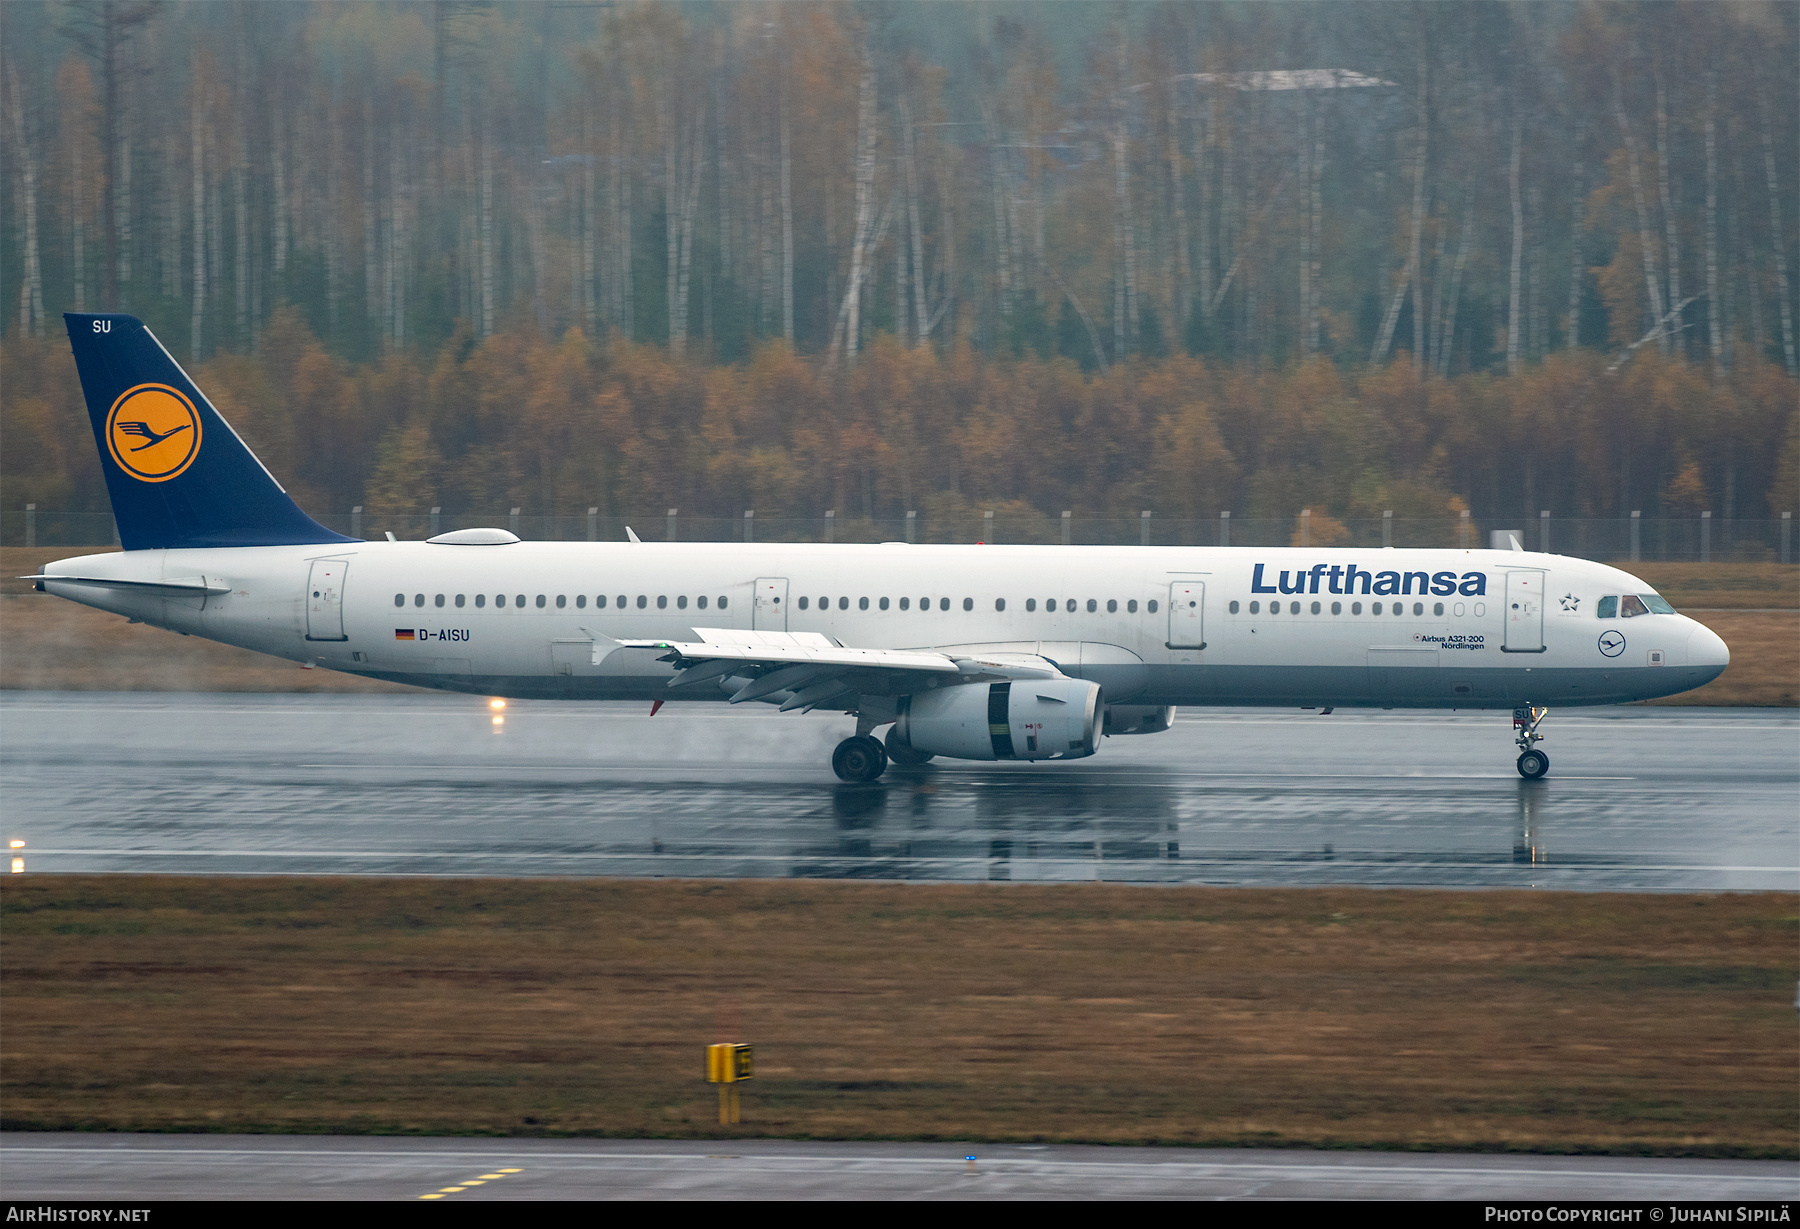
884 726 934 766
832 734 889 783
1516 749 1550 780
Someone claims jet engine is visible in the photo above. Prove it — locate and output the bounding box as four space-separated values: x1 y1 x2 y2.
894 678 1102 761
1103 705 1176 735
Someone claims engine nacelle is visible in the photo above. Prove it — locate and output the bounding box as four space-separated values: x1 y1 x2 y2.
1103 705 1176 736
896 679 1102 762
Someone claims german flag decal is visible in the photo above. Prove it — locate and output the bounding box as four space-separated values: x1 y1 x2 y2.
395 629 415 640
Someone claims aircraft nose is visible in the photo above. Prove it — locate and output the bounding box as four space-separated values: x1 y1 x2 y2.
1685 621 1730 680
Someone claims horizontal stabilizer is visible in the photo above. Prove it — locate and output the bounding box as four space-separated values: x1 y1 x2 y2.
25 574 232 596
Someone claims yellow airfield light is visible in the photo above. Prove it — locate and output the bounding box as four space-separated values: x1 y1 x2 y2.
492 715 505 727
11 858 23 874
9 839 23 849
489 698 506 710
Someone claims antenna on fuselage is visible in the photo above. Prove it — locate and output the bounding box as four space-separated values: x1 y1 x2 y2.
626 526 642 543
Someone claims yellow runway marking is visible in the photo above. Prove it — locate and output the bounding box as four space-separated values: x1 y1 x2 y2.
418 1169 521 1199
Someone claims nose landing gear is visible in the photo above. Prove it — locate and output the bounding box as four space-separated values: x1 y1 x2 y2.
1513 706 1549 779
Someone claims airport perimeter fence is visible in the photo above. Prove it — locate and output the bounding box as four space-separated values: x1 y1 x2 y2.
6 505 1794 564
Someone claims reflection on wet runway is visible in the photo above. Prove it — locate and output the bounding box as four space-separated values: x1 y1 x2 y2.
2 694 1794 891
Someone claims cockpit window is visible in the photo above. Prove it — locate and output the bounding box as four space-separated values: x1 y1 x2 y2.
1596 596 1617 618
1618 594 1650 618
1641 594 1676 614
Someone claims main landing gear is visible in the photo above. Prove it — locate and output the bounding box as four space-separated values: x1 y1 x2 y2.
1513 706 1550 779
832 734 888 783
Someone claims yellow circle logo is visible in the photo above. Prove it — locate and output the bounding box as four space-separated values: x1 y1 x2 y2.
105 384 202 482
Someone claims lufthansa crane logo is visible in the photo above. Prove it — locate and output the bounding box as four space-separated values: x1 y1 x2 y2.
1597 630 1626 657
105 384 202 482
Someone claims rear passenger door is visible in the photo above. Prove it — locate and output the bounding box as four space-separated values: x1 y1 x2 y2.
305 558 349 641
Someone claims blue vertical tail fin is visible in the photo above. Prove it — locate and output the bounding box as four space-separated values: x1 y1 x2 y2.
63 313 356 551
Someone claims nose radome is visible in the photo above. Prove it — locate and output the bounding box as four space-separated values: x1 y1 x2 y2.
1686 622 1730 675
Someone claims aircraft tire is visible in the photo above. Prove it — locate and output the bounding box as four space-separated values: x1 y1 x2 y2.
1516 749 1549 780
884 726 935 766
832 735 889 783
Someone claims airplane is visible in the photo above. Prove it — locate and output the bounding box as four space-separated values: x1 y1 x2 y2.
29 312 1730 783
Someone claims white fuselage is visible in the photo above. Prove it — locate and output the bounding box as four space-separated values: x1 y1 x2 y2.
39 541 1729 711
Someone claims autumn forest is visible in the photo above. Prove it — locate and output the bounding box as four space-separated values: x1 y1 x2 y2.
2 1 1795 543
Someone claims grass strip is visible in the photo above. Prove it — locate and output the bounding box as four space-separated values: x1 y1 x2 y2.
2 876 1793 1156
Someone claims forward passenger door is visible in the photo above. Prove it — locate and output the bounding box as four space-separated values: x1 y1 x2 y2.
1502 570 1546 653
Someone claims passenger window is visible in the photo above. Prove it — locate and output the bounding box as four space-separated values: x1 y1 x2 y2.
515 594 526 608
556 595 567 609
839 597 849 611
1433 602 1444 616
1393 603 1403 616
435 594 446 608
657 596 668 609
536 595 547 609
576 595 586 609
1107 599 1117 613
1412 602 1424 616
963 598 973 612
415 593 425 607
677 596 688 610
1270 602 1280 616
1371 602 1381 614
1229 600 1240 614
1310 601 1321 614
1026 599 1037 612
456 595 466 608
596 595 608 609
475 594 486 608
939 598 949 611
1642 594 1675 614
880 597 890 611
798 596 809 610
718 597 728 609
1127 600 1138 613
919 596 929 610
697 596 707 610
636 595 647 609
1248 601 1259 614
618 595 628 609
859 597 869 611
994 598 1005 612
495 594 507 608
1148 600 1159 613
1351 602 1362 615
394 594 404 607
1596 596 1617 618
899 597 909 611
1619 594 1649 618
1330 601 1341 615
1288 601 1299 614
1086 599 1097 613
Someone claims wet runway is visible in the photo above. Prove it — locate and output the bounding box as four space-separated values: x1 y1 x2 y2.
1 693 1794 891
4 1134 1795 1201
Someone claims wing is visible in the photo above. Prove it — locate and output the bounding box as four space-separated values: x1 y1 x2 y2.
601 628 1064 712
